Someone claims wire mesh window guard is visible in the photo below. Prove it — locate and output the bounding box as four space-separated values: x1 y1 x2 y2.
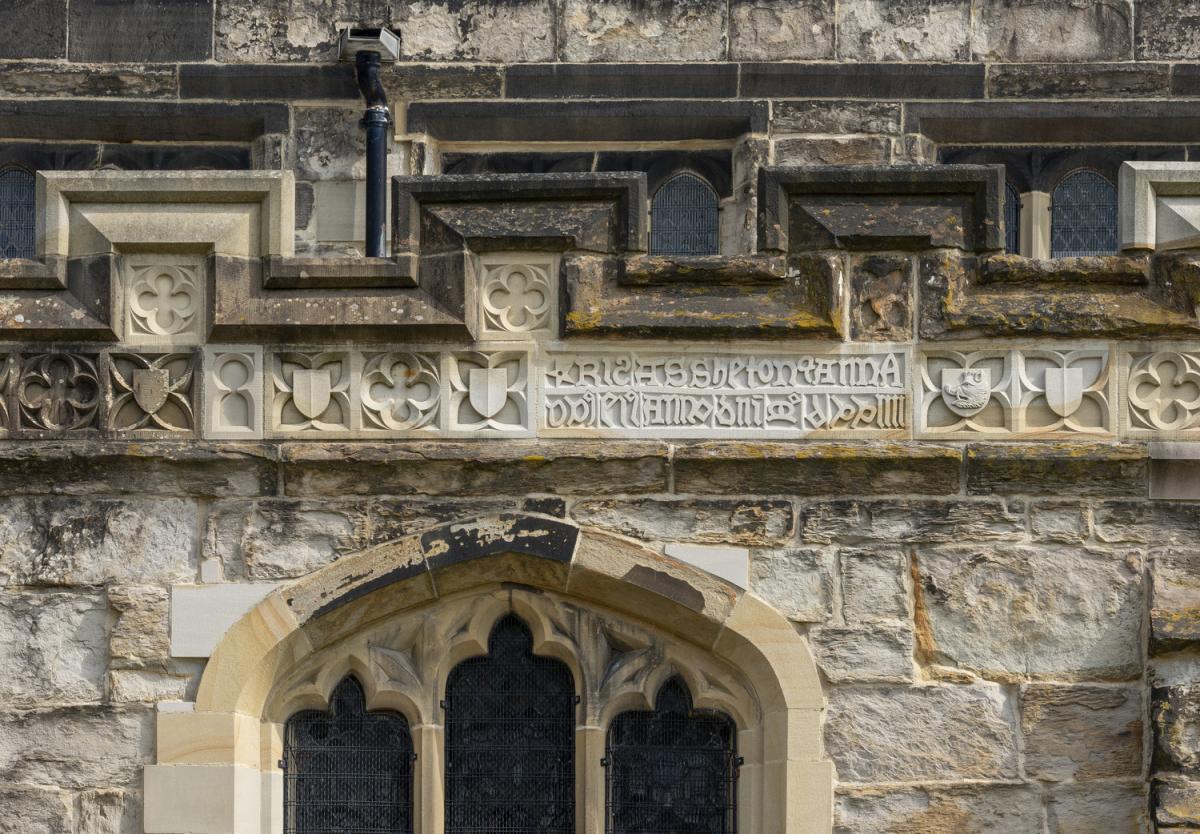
650 172 720 257
0 165 35 260
1004 183 1021 255
444 615 576 834
605 677 739 834
1050 169 1118 258
283 675 414 834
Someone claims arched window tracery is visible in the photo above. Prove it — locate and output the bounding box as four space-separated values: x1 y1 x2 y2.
0 164 35 260
650 171 720 257
1050 168 1118 258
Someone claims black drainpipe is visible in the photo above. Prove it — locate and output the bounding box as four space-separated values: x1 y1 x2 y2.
355 51 391 258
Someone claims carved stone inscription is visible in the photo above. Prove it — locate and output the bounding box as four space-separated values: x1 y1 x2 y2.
542 349 908 438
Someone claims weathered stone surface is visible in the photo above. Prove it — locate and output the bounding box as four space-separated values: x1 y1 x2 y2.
729 0 834 60
1155 684 1200 771
397 0 554 62
78 788 139 834
1096 501 1200 545
69 0 212 61
826 684 1018 782
0 497 195 586
848 255 912 340
835 784 1044 834
1029 502 1090 543
811 624 914 683
836 0 971 62
1157 777 1200 826
773 136 892 166
1047 783 1147 834
801 498 1023 545
294 106 363 181
0 786 74 834
571 499 792 546
0 707 153 789
0 62 176 98
748 547 834 622
973 1 1133 61
1021 684 1143 781
107 669 191 703
1135 0 1200 59
215 0 386 62
0 592 107 707
557 0 725 62
673 442 962 496
1150 549 1200 647
966 443 1149 497
0 0 65 59
987 63 1168 98
772 100 901 135
211 498 367 579
915 545 1143 680
108 586 170 670
840 548 910 622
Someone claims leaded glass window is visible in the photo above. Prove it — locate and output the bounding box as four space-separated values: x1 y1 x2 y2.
1050 169 1118 258
283 675 414 834
650 172 720 257
605 677 738 834
0 165 35 260
444 615 576 834
1004 183 1021 255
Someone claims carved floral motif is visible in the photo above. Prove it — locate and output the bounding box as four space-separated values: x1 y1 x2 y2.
1127 351 1200 434
479 258 555 338
123 260 203 344
17 353 100 432
361 352 440 432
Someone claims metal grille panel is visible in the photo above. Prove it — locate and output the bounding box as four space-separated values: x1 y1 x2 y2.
1004 183 1021 255
283 676 414 834
605 677 738 834
1050 169 1118 258
650 172 720 256
445 615 576 834
0 166 35 260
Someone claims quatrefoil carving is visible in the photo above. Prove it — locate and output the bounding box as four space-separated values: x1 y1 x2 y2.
1128 352 1200 432
480 259 554 338
123 260 203 345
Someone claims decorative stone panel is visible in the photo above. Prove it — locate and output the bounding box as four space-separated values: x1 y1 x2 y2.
103 351 197 437
1122 346 1200 438
477 254 557 340
1120 161 1200 251
15 351 102 436
916 345 1115 438
120 256 205 347
202 346 263 440
447 350 532 436
268 351 356 435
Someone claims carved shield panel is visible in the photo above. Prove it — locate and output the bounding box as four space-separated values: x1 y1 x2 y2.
292 368 331 420
1045 367 1084 417
468 368 509 419
131 368 170 415
940 368 992 417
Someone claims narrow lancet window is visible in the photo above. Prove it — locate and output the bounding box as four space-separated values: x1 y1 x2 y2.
1005 182 1021 255
0 165 35 260
650 172 720 256
1050 169 1118 258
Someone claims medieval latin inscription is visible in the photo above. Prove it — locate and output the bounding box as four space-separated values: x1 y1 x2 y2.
542 350 907 437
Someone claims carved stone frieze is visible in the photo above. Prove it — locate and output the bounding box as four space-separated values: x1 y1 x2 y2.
16 352 101 434
360 351 441 433
202 346 263 440
104 351 196 436
448 350 532 435
269 351 355 435
1123 347 1200 437
478 255 557 340
916 346 1115 438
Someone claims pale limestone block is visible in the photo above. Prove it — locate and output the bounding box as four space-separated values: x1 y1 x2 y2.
729 0 834 60
1021 684 1143 781
836 784 1044 834
203 346 264 440
810 624 914 683
663 543 750 589
1047 782 1148 834
170 583 281 659
143 764 263 834
0 706 154 789
1120 161 1200 250
839 548 910 622
1019 190 1051 259
156 710 261 768
108 669 191 704
749 547 835 623
109 585 171 669
836 0 971 61
120 255 206 347
0 591 107 706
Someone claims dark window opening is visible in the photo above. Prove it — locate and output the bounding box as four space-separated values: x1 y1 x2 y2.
283 675 414 834
1051 169 1118 258
650 172 720 257
605 677 738 834
444 614 576 834
0 165 35 259
1004 182 1021 255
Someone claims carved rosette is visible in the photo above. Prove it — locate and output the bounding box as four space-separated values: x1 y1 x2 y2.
17 353 101 433
270 352 354 434
105 352 196 435
360 352 441 432
1126 351 1200 435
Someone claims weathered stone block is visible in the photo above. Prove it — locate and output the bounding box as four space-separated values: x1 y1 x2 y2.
840 548 910 622
1155 684 1200 771
748 547 834 623
772 136 892 167
1047 782 1148 834
915 545 1143 680
0 62 176 98
0 786 74 834
571 499 793 546
210 498 368 579
294 106 364 181
1096 501 1200 545
847 255 913 341
987 62 1168 98
1021 684 1143 781
78 787 139 834
1151 549 1200 647
729 0 834 60
811 624 914 683
1157 776 1200 826
835 784 1044 834
1135 0 1200 59
801 498 1023 545
0 0 65 59
836 0 971 62
0 591 107 707
215 0 387 62
397 0 554 62
0 706 153 789
1029 502 1091 543
966 443 1148 496
0 497 196 586
69 0 212 61
108 586 170 670
107 669 191 703
557 0 725 62
773 100 901 136
825 684 1018 782
973 1 1133 61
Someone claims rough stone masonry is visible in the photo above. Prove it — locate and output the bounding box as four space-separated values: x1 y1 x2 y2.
3 2 1200 834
